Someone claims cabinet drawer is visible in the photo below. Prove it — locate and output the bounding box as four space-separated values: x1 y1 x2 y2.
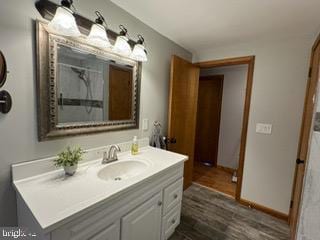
162 204 181 240
163 178 183 215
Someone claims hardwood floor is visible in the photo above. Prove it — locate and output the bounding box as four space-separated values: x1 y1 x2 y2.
193 162 236 197
169 184 290 240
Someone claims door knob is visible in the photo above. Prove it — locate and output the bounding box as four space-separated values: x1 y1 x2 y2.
296 158 305 165
165 137 177 144
170 138 177 144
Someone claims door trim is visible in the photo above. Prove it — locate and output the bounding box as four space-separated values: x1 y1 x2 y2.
194 56 255 201
289 34 320 239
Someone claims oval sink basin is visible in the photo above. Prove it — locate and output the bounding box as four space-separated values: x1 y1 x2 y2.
97 160 148 181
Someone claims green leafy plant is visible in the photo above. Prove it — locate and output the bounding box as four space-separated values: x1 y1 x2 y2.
54 146 84 167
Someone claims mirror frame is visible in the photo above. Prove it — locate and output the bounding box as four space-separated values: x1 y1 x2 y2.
36 21 141 141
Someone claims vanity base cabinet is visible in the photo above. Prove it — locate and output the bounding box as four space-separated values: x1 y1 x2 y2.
121 192 162 240
18 163 184 240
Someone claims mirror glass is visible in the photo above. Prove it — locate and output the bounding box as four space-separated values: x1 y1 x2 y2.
56 44 134 125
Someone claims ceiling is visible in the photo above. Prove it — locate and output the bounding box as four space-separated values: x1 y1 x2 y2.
110 0 320 53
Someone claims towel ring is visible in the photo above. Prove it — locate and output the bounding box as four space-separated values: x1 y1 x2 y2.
0 90 12 114
153 121 161 127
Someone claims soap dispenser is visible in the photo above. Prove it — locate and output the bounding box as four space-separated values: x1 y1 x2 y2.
131 136 139 155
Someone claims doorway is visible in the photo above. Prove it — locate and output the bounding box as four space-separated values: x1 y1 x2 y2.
193 65 248 198
167 55 255 201
194 75 223 168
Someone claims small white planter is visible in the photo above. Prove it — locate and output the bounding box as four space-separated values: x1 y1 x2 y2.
63 164 78 176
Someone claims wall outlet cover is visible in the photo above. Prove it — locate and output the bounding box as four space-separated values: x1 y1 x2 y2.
256 123 272 134
142 119 149 131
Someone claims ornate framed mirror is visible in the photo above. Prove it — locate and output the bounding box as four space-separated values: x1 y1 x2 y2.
36 21 141 141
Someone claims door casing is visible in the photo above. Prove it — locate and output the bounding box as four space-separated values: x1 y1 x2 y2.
194 56 255 201
168 55 255 200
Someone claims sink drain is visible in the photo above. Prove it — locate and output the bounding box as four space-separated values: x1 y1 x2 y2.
114 177 122 181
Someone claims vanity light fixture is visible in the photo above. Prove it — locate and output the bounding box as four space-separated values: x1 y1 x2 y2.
87 11 111 49
48 0 81 37
36 1 149 60
113 25 132 56
131 35 148 62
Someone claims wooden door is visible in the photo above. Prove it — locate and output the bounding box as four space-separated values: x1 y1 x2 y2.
289 38 320 239
121 193 162 240
109 65 133 120
168 55 200 189
194 75 224 166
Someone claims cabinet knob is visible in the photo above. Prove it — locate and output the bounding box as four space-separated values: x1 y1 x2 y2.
171 219 176 224
174 194 178 199
158 201 162 206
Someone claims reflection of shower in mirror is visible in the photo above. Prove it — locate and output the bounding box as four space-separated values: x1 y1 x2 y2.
71 67 93 114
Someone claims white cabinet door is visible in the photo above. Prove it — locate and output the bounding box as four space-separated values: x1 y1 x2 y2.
90 221 120 240
121 192 162 240
52 217 120 240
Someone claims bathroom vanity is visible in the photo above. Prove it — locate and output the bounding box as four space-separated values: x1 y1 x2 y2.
12 141 187 240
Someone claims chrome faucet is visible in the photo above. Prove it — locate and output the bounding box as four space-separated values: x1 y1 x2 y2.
102 145 121 164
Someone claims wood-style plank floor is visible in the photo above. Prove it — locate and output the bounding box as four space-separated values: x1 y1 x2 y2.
193 162 237 197
169 184 290 240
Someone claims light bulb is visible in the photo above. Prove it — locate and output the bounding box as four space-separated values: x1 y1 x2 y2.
48 6 81 37
113 35 132 56
87 24 111 49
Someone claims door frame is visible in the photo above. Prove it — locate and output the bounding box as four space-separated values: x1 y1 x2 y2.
289 34 320 239
194 55 255 201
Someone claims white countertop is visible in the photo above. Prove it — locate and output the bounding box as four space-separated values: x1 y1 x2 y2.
13 147 187 231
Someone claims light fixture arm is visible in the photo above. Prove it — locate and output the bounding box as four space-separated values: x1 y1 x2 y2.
119 25 128 36
61 0 73 9
137 34 147 54
94 11 107 27
137 35 145 45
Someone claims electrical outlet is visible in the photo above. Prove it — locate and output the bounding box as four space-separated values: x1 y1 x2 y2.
256 123 272 134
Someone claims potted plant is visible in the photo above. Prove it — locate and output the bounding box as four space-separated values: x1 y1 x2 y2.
54 146 84 176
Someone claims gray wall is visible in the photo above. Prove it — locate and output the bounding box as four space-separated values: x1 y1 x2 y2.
297 85 320 240
0 0 191 225
200 65 248 170
193 35 314 214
